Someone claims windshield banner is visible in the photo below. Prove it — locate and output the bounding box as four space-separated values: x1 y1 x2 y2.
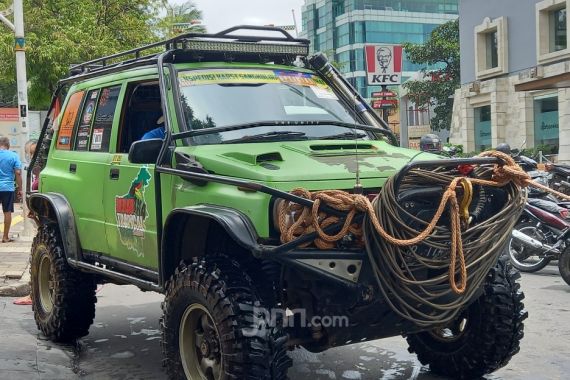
179 70 280 86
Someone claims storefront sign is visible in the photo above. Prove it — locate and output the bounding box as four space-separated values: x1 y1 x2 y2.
371 91 397 98
365 45 403 86
0 108 19 121
372 99 398 109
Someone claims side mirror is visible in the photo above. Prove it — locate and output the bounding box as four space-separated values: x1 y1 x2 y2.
128 139 163 164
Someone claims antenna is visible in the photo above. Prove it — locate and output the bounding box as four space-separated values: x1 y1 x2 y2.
292 9 299 36
353 89 363 194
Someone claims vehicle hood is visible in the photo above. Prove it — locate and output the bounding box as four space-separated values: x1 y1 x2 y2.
181 140 438 183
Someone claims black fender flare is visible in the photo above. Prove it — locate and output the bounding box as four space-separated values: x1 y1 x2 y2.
28 192 81 261
160 205 260 285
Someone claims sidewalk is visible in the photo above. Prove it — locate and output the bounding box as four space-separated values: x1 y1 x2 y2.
0 203 35 297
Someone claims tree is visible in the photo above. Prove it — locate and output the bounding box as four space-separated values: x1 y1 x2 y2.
0 0 164 109
0 81 17 106
402 19 459 131
159 1 205 38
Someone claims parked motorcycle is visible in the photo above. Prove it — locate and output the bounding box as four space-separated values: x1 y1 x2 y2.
546 163 570 196
508 198 570 272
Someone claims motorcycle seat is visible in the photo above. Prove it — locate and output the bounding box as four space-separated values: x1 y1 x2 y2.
552 164 570 176
528 198 565 214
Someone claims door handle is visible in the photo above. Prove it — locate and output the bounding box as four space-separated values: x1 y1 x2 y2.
69 163 77 173
110 168 120 180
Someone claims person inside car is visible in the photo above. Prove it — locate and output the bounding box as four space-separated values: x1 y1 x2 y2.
141 114 165 140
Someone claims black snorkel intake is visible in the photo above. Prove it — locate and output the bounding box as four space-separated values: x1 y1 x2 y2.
308 53 398 146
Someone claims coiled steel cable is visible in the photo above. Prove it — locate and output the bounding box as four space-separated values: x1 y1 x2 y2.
363 165 524 327
278 151 569 327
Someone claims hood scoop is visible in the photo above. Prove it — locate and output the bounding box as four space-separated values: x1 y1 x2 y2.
222 151 283 165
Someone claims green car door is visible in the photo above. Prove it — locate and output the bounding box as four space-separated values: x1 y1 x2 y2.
43 87 116 254
101 79 160 270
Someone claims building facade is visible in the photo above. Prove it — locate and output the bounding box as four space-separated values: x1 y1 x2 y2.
300 0 458 146
451 0 570 162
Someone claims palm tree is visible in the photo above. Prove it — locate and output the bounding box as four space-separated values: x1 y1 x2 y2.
160 1 206 37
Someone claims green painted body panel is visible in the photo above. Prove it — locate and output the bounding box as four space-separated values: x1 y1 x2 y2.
41 150 111 253
169 140 436 238
182 140 430 182
41 60 439 272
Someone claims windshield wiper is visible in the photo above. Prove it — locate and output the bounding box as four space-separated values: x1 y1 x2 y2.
320 132 367 140
222 131 308 144
173 120 398 146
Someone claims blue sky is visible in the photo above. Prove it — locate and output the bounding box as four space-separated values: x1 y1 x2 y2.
175 0 305 35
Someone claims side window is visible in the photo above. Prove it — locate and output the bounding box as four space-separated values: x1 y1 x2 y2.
75 89 99 151
118 81 162 153
90 86 121 152
56 91 84 150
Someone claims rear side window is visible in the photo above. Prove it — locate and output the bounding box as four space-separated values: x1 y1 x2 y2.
56 91 84 150
75 89 99 151
90 86 121 152
74 85 121 152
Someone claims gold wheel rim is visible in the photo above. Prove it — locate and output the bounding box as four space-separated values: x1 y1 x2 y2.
179 303 222 380
38 254 54 314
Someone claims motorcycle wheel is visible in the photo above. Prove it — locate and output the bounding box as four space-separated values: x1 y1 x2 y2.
558 250 570 286
508 221 550 272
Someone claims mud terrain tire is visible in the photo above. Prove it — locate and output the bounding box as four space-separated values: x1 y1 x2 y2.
161 258 291 380
558 250 570 286
406 255 527 379
30 224 97 342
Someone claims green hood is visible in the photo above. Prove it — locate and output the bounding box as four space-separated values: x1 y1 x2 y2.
182 140 437 183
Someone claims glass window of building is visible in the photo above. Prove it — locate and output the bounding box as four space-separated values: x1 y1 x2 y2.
485 30 498 69
336 51 351 73
534 96 559 153
474 105 492 151
336 23 350 46
354 48 365 71
333 0 345 17
550 7 567 52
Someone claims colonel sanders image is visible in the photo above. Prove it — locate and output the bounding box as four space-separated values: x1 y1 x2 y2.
376 47 392 73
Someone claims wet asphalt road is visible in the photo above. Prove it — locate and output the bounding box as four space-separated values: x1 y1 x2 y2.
1 267 569 380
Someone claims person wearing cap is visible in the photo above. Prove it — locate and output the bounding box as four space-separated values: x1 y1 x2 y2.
141 114 166 140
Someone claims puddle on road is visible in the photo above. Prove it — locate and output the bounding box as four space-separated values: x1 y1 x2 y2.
110 351 136 359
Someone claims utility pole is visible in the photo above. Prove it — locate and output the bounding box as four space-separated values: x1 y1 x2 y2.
14 0 29 161
1 1 31 237
1 2 28 160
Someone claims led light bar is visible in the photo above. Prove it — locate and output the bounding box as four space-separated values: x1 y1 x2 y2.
184 39 309 57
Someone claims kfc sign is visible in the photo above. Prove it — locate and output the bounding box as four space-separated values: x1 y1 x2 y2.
365 45 403 85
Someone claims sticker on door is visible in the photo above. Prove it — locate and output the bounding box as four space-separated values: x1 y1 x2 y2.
115 167 151 256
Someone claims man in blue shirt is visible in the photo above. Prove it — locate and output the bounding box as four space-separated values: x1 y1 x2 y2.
0 137 22 242
141 114 166 140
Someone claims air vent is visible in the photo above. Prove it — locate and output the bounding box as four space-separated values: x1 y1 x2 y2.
256 152 283 163
310 144 374 151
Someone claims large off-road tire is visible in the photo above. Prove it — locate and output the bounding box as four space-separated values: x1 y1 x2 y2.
161 258 291 380
30 224 97 342
406 255 527 379
507 220 550 272
558 250 570 286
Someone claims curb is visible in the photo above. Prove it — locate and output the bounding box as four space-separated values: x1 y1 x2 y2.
0 265 30 297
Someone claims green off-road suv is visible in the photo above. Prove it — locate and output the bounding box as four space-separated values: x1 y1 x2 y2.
27 26 527 379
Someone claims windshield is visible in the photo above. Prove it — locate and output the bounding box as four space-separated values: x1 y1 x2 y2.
177 68 366 144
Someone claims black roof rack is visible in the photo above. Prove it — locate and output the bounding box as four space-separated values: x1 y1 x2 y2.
68 25 310 78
